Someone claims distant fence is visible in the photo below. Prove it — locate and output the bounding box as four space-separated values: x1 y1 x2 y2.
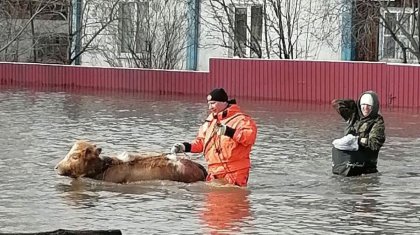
0 58 419 108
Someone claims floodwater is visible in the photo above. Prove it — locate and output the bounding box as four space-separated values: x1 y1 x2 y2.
0 88 419 234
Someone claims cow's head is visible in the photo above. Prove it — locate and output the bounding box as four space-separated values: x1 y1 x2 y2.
55 140 102 178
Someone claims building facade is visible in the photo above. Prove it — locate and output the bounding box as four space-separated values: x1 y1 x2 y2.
1 0 418 70
0 0 69 64
80 0 343 71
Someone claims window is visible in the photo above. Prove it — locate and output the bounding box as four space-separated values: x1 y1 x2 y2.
35 33 69 63
3 0 68 20
231 5 263 58
250 5 262 58
234 7 247 57
118 2 149 54
380 9 418 61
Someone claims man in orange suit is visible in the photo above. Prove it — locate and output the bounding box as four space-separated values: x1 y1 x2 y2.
171 88 258 187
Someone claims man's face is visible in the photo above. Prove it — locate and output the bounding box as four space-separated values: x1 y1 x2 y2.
208 100 227 114
361 103 372 117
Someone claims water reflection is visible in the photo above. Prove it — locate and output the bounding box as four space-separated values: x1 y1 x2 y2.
335 175 384 233
55 180 100 209
200 186 252 234
54 178 177 207
337 174 382 195
63 94 83 121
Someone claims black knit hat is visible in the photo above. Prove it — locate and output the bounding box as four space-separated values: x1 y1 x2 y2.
207 88 228 102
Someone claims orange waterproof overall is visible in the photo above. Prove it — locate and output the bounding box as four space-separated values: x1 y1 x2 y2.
190 104 257 186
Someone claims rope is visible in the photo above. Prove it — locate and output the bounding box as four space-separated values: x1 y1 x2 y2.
209 121 236 185
182 152 202 161
165 152 202 161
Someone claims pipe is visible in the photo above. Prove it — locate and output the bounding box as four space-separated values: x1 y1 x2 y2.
186 0 199 70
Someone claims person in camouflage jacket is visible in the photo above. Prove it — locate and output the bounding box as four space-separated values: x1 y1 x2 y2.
331 90 386 175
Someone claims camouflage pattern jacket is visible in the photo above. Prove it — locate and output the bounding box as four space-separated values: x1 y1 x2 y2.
332 91 386 153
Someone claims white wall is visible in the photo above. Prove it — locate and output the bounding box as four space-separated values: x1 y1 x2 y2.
80 0 189 69
80 0 342 71
197 0 342 71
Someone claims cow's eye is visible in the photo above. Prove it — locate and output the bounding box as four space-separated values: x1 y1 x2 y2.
71 154 80 160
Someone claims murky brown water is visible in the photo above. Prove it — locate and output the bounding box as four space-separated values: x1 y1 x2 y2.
0 88 419 234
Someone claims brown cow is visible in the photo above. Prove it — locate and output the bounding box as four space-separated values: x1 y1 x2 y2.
55 140 207 183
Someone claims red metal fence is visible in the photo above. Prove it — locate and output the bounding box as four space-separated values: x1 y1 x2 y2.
0 59 419 108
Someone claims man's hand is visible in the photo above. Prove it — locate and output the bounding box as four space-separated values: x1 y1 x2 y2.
170 143 185 154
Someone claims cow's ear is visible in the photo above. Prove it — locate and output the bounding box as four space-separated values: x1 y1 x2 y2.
96 148 102 155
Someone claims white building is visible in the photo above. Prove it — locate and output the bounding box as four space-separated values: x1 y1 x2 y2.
80 0 342 71
1 1 415 68
197 0 342 70
0 0 69 63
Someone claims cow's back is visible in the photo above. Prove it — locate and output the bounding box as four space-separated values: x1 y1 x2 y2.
102 156 207 183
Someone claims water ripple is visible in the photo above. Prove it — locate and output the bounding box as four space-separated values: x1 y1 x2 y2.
0 89 419 234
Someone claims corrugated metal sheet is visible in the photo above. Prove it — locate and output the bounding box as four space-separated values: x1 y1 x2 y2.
208 59 392 105
387 64 420 108
0 59 419 108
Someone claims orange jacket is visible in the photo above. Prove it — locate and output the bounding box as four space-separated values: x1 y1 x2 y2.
189 104 257 176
